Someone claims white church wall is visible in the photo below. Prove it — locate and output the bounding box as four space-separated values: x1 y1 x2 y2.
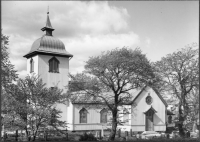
66 101 74 130
74 124 106 131
131 86 166 132
38 54 69 91
72 104 113 130
154 125 166 131
73 105 101 124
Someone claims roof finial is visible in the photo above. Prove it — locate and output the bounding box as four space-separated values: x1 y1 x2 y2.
41 6 54 36
47 6 49 14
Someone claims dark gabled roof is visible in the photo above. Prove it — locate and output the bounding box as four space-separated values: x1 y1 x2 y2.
131 86 168 107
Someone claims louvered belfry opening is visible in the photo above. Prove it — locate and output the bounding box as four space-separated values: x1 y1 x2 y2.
49 57 59 73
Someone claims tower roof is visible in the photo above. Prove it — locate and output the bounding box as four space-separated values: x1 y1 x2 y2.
24 9 73 59
41 11 55 32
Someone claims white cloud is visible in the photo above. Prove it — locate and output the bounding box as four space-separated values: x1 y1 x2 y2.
53 1 130 37
2 1 140 76
65 32 140 74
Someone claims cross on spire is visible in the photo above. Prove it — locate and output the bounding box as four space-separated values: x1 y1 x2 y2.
47 6 49 14
41 6 54 36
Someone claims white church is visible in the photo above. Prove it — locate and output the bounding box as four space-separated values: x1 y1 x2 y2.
23 12 168 133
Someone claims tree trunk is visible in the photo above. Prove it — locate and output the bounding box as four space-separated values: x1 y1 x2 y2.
32 130 38 141
178 103 185 137
108 109 118 141
25 128 30 141
32 125 40 141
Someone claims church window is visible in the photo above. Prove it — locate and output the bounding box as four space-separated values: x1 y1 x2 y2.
30 58 34 73
49 57 59 73
100 108 107 123
123 108 129 124
146 96 153 105
79 108 87 123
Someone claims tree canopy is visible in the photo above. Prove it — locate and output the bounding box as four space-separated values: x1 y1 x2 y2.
153 45 199 136
1 33 18 87
69 47 154 140
1 33 18 139
3 75 68 141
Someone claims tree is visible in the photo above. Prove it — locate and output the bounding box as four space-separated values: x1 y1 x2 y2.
1 33 18 138
153 45 199 137
69 47 154 141
186 86 199 123
1 33 18 87
4 75 68 141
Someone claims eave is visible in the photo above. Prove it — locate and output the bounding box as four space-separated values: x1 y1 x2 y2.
23 50 73 59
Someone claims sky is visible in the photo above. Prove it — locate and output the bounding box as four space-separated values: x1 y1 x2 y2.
2 1 199 79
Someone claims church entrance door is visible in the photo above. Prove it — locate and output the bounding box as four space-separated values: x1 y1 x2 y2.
145 109 154 131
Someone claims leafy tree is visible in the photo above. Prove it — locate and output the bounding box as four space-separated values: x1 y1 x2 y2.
1 33 18 138
153 45 199 137
4 75 68 141
1 33 18 87
69 47 154 141
186 86 199 123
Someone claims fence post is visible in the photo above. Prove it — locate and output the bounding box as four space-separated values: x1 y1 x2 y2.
66 132 68 141
43 130 45 139
99 130 101 139
45 130 47 141
125 131 128 137
15 130 18 141
130 129 132 137
3 132 7 141
125 131 128 141
118 129 121 137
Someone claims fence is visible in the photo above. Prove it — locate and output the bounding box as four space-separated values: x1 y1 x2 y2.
2 129 69 141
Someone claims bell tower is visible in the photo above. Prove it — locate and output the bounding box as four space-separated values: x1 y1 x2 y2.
23 10 73 123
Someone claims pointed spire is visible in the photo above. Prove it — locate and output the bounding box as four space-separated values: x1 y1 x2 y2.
41 6 54 36
47 6 49 14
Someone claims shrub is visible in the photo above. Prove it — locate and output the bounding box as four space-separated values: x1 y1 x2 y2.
79 132 97 141
123 137 200 142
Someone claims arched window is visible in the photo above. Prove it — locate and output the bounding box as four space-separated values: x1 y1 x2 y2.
30 58 34 73
168 115 172 124
49 57 59 73
100 108 107 123
123 108 129 124
79 108 87 123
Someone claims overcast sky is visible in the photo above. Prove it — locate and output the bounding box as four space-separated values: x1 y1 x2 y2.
2 1 199 79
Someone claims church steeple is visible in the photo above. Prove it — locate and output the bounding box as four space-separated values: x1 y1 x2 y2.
41 6 55 36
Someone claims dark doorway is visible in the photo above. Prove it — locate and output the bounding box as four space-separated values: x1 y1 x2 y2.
145 109 154 131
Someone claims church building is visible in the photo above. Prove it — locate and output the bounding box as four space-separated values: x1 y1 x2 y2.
66 86 168 132
23 11 168 133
